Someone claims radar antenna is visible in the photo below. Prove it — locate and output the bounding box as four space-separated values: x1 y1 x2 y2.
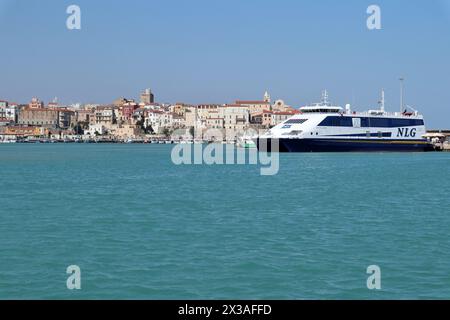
399 77 405 113
321 90 330 106
380 89 385 113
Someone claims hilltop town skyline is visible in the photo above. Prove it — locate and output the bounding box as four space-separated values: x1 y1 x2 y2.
0 89 302 142
1 0 450 128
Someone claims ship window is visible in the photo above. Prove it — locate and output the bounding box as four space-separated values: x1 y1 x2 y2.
363 118 425 128
366 131 370 138
285 119 308 124
318 116 353 127
370 118 389 127
378 131 382 138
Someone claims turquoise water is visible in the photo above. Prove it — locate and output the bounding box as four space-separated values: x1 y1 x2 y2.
0 144 449 300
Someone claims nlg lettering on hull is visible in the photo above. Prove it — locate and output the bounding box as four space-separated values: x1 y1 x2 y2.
397 128 417 137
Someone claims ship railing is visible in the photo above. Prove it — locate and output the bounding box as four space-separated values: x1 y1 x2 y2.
347 111 421 118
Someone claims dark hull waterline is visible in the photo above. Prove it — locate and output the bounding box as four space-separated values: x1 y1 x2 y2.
255 138 435 153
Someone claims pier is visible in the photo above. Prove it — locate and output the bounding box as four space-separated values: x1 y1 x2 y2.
0 137 237 145
424 130 450 151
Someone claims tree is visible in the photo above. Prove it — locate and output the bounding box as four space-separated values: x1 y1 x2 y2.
73 123 84 135
136 116 150 134
162 128 171 138
189 126 195 139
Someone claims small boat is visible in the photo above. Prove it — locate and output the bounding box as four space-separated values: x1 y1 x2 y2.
237 137 257 149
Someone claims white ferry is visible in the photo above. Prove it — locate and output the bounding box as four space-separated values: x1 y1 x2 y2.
255 90 433 152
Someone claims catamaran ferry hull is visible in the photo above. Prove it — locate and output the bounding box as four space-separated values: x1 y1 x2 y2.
255 137 433 153
255 90 434 153
279 138 434 153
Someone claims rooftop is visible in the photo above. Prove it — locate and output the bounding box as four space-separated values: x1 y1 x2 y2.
235 100 270 105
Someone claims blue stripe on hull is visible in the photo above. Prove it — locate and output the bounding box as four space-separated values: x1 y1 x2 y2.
281 138 433 153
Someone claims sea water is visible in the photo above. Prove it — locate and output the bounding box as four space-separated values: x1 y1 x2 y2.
0 144 449 299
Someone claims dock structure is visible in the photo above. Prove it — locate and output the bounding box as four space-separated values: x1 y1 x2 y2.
424 130 450 151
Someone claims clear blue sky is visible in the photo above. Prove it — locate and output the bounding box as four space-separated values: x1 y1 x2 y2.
1 0 449 128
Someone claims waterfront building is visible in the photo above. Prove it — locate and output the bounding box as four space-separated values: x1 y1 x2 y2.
58 109 75 129
221 104 250 132
197 104 221 116
0 102 18 125
0 116 7 126
113 97 136 107
95 107 116 125
144 109 162 131
184 106 197 129
271 110 300 126
68 103 83 110
48 129 78 140
29 97 44 109
81 104 100 110
204 117 224 129
144 109 171 133
140 89 155 105
250 110 273 128
18 108 59 128
169 113 185 129
85 124 107 136
235 92 272 114
118 104 139 124
3 126 47 138
170 103 193 117
272 99 292 112
47 101 59 109
112 124 142 139
142 103 162 110
196 104 223 129
75 109 93 124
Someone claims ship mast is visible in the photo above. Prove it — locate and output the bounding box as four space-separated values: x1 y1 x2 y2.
380 89 385 113
321 90 329 106
399 77 405 113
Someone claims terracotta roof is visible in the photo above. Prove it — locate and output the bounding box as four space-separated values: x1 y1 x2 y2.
197 104 221 107
226 104 249 107
23 107 58 112
273 112 295 115
235 100 270 105
251 110 272 116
